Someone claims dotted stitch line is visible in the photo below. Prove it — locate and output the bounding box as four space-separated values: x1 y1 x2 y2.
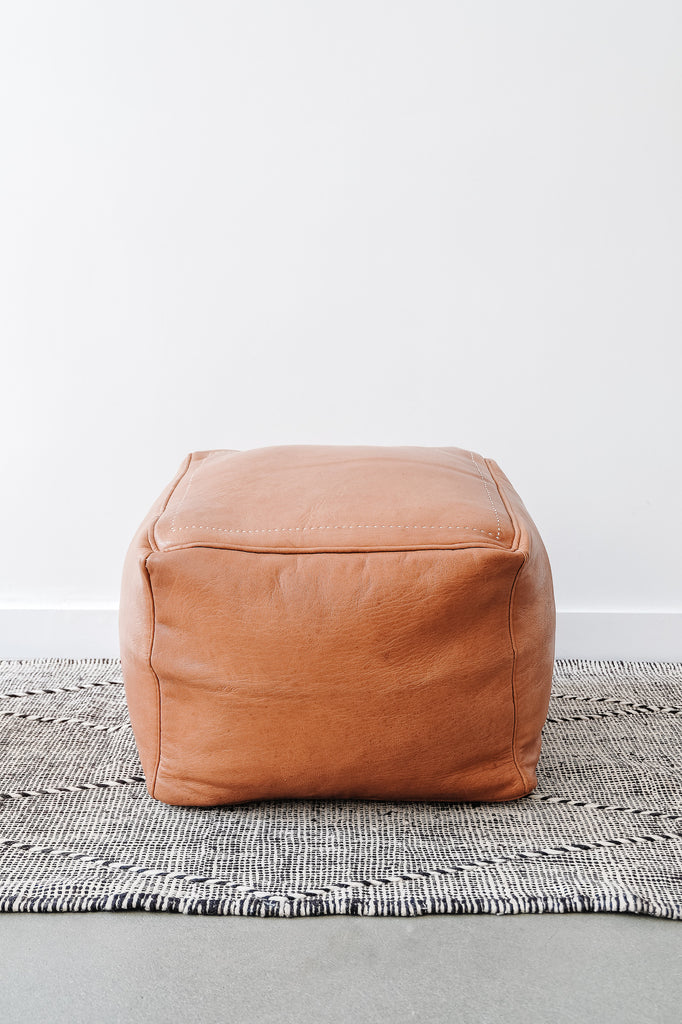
168 450 504 541
469 451 501 540
170 524 500 538
170 451 217 536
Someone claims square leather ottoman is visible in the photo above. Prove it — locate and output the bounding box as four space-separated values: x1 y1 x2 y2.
119 445 555 806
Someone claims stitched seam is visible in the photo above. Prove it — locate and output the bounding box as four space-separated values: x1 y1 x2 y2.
507 556 529 793
169 524 502 537
144 556 162 798
166 450 504 540
169 451 217 537
147 459 193 792
469 451 501 540
142 552 164 798
484 459 521 552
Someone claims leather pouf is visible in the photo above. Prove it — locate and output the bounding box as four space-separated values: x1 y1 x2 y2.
119 446 556 806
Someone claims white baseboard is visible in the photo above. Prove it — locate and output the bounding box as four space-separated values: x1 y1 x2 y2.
0 605 121 659
554 611 680 661
0 606 679 661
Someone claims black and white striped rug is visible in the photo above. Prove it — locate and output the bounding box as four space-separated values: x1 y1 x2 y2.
0 658 680 918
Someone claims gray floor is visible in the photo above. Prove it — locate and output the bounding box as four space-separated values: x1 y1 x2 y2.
0 912 680 1024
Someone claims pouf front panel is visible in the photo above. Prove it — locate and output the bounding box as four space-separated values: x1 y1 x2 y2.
148 545 526 806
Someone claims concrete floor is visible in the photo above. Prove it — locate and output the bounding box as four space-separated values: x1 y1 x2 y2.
0 912 680 1023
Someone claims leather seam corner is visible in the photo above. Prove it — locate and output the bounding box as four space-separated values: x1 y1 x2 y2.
468 451 502 540
152 452 195 551
484 459 522 552
143 553 162 799
508 555 530 794
144 459 192 797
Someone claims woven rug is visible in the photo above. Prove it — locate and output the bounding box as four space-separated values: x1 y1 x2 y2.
0 659 680 918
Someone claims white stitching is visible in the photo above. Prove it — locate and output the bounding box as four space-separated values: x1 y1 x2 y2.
170 451 218 535
170 524 501 538
167 450 504 542
469 451 501 540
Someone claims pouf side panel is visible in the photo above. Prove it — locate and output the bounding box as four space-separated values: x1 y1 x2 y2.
118 454 192 793
146 545 527 806
487 460 556 789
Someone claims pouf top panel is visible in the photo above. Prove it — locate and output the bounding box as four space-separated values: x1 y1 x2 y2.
153 445 517 554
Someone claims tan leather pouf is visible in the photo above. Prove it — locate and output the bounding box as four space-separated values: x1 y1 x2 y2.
119 445 556 806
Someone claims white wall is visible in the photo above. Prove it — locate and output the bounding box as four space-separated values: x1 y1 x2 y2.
1 2 680 656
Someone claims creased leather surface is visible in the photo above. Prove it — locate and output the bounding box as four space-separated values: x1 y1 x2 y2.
119 445 555 806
